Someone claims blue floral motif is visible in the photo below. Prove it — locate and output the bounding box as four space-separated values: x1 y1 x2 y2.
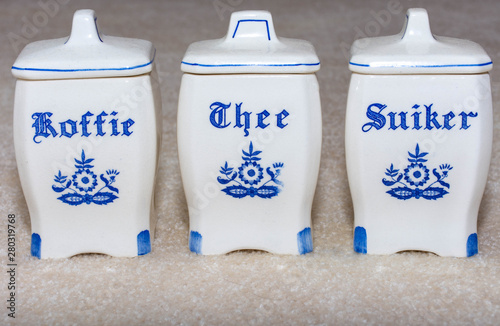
217 142 284 199
73 169 98 192
52 150 120 206
404 163 429 187
382 144 453 200
238 161 264 185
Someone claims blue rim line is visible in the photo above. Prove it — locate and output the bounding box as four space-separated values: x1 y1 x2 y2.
232 19 271 40
349 61 493 68
12 49 155 73
181 61 320 67
400 14 409 40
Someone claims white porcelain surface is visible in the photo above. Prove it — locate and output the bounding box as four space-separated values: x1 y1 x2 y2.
349 8 492 74
12 10 162 258
181 10 320 74
345 8 493 257
178 11 321 255
12 9 155 80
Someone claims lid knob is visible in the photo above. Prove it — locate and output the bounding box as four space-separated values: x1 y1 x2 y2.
225 10 278 44
66 9 103 45
349 7 492 74
400 8 435 43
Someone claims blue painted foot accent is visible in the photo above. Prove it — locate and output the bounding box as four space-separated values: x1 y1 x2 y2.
189 231 202 254
297 227 313 255
137 230 151 256
467 233 478 257
354 226 367 254
31 233 41 259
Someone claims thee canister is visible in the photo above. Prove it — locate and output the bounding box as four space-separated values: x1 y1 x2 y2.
345 8 493 257
12 10 162 258
178 11 321 255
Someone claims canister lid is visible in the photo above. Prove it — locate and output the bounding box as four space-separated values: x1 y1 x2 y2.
12 9 155 80
181 10 320 74
349 8 492 74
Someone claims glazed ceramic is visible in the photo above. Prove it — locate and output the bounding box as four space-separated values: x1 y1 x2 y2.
12 10 162 258
178 11 321 255
345 8 493 257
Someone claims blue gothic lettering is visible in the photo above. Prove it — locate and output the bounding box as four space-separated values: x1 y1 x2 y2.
208 102 290 136
32 112 58 143
459 112 478 130
31 111 135 143
276 110 289 129
121 119 135 136
95 111 107 136
443 111 456 130
109 111 120 136
209 102 231 128
411 105 422 130
362 103 387 132
234 102 251 137
424 104 442 130
59 119 77 138
80 111 93 137
361 103 478 132
257 110 270 129
388 111 408 130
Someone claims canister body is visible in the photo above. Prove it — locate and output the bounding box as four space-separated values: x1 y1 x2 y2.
178 74 321 255
14 73 161 258
345 73 492 257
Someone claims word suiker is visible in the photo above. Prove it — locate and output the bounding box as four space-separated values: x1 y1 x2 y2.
32 111 135 144
362 103 478 132
209 102 289 137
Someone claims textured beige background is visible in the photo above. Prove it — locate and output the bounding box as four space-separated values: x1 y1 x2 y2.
1 0 499 325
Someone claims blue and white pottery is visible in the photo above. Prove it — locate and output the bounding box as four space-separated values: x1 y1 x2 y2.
178 11 322 255
345 8 493 257
12 10 162 258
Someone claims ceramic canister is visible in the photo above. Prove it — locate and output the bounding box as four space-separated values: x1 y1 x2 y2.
12 10 162 258
178 11 322 255
345 8 493 257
